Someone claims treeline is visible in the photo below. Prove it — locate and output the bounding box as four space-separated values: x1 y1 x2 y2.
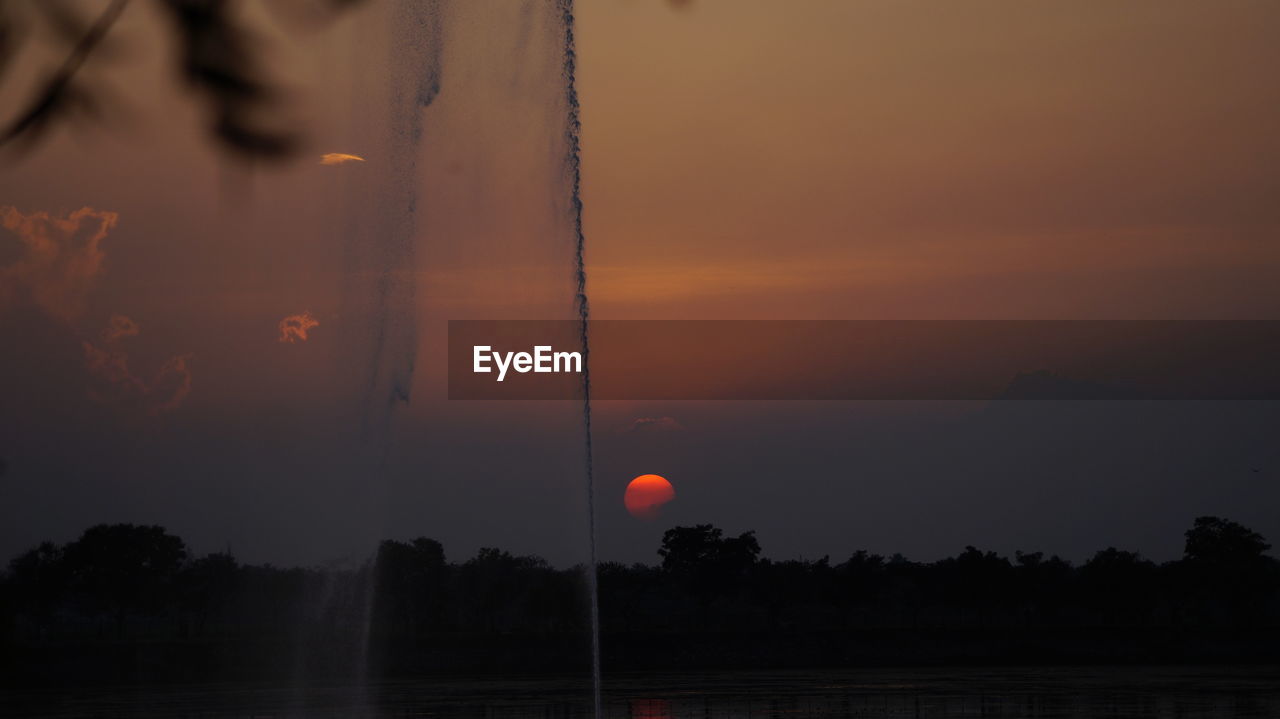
607 519 1279 633
1 517 1278 684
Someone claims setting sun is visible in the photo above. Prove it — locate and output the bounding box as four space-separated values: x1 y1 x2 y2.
624 474 675 520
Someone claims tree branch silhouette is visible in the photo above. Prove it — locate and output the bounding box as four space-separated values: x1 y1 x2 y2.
0 0 128 150
0 0 369 161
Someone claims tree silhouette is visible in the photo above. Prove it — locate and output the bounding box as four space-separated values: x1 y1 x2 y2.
658 524 760 579
1184 516 1271 566
179 551 238 637
1012 550 1074 624
1181 516 1278 626
5 541 67 636
373 537 448 638
659 524 761 622
932 546 1014 625
1080 547 1157 625
61 523 187 637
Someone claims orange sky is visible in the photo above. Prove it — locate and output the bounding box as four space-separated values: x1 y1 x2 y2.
3 1 1278 326
577 0 1280 319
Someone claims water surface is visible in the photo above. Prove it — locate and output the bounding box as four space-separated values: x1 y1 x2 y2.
6 666 1280 718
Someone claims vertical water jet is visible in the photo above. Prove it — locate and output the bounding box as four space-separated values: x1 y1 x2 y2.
350 0 445 699
556 3 602 716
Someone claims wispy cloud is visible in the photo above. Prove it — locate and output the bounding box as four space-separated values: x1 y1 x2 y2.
278 311 319 343
319 153 365 166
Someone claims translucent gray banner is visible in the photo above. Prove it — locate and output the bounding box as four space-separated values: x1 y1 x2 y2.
448 320 1280 400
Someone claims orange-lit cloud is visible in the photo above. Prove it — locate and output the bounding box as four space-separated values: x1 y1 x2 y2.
83 315 192 415
319 153 365 165
83 339 146 396
0 206 118 322
150 354 194 414
100 314 140 342
0 209 190 414
278 311 319 343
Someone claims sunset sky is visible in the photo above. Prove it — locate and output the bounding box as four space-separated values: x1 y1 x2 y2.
1 0 1278 568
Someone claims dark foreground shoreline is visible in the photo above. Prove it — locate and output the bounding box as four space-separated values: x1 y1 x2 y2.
5 627 1280 689
5 519 1277 689
3 666 1279 719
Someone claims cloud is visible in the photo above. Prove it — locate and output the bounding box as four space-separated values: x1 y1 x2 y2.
625 416 684 434
0 209 191 415
0 206 118 322
320 153 365 165
82 316 192 415
100 314 140 342
83 339 146 396
150 354 194 414
279 311 320 343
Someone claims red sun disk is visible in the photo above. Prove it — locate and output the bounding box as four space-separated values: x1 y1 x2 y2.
624 474 675 520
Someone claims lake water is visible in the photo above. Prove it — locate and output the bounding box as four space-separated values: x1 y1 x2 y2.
5 667 1279 718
